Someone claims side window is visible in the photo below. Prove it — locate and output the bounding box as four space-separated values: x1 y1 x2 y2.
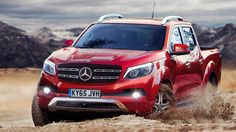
182 27 196 51
170 27 182 52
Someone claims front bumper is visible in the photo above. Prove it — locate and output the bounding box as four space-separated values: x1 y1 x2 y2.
48 97 128 112
37 91 154 114
37 71 160 114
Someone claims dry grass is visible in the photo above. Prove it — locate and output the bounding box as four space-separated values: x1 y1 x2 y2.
220 69 236 91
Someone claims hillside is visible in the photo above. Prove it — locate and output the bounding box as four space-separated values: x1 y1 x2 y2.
193 23 236 67
0 22 51 68
0 21 235 68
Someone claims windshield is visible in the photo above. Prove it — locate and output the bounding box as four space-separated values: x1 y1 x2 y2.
74 24 166 51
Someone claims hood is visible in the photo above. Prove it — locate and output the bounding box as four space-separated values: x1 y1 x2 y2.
49 47 165 65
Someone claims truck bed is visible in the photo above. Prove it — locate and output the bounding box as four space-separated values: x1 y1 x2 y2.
200 45 217 50
200 48 220 60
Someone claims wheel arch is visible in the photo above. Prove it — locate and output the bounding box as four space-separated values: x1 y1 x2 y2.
161 79 172 89
202 60 220 87
160 65 173 90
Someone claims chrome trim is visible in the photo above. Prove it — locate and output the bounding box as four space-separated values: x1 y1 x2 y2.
79 67 93 82
58 74 78 79
94 69 121 73
162 16 184 25
58 74 119 80
97 14 124 23
48 97 128 112
57 68 79 71
93 76 119 80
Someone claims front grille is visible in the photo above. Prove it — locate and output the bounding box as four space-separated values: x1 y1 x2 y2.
56 101 119 110
57 63 122 83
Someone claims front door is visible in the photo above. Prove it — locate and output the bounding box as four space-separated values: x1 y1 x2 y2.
180 26 203 97
169 27 193 101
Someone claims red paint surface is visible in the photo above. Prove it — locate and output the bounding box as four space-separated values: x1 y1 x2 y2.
36 19 221 114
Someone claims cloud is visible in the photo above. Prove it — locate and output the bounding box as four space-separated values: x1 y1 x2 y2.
0 0 235 31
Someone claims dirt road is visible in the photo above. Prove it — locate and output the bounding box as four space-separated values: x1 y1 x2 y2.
0 68 236 131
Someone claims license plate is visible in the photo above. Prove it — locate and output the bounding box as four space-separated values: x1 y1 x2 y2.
68 89 101 98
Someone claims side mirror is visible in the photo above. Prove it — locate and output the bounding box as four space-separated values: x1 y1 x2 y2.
63 40 74 47
171 44 190 55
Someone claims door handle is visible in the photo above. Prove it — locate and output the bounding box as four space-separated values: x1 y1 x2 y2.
199 58 204 64
185 61 191 68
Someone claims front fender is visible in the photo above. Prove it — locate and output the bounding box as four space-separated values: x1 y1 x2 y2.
150 59 173 99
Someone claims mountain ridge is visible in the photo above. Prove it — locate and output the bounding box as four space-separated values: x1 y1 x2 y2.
0 21 235 68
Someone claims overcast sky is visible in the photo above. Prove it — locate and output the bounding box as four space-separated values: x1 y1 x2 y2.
0 0 235 31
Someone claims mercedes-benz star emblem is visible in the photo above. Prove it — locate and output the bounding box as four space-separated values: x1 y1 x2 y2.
79 67 92 81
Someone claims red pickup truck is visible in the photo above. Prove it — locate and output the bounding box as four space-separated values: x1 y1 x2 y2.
32 14 221 126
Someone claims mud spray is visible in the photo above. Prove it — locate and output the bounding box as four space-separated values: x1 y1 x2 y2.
149 85 235 124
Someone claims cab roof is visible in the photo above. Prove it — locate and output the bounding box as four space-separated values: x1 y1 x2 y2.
96 14 192 27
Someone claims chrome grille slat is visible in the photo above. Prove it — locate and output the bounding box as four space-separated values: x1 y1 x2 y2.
58 74 78 79
94 69 121 73
57 68 79 71
92 76 119 80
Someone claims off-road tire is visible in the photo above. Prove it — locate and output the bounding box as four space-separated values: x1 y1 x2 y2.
32 96 53 126
150 84 175 115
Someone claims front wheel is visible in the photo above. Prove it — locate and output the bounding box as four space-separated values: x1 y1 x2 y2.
31 96 53 126
151 84 175 115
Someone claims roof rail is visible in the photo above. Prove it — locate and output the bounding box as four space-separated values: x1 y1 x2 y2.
161 16 184 25
97 14 124 23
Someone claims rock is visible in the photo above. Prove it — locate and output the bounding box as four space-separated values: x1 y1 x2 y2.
193 23 236 67
0 21 61 68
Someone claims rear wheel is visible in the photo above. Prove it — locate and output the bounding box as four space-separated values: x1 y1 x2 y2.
32 96 53 126
203 75 218 100
151 84 175 115
208 74 218 90
198 74 218 105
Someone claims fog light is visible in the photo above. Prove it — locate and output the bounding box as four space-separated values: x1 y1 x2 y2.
43 87 51 95
132 91 142 99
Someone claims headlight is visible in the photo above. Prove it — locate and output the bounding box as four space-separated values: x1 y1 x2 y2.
43 60 56 75
124 63 154 79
